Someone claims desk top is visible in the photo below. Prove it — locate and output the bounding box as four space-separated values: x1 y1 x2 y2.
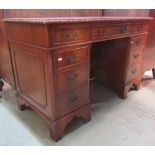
3 17 153 24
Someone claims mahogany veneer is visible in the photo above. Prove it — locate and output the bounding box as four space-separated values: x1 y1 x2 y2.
3 17 152 141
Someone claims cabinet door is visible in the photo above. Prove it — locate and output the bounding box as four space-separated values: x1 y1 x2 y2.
9 43 54 119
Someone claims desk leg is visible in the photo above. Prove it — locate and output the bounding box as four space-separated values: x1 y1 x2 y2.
118 86 129 99
152 68 155 79
118 77 141 99
0 78 4 92
16 92 91 141
50 104 91 141
16 93 28 111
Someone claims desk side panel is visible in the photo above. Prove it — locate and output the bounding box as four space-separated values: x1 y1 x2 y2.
5 21 56 119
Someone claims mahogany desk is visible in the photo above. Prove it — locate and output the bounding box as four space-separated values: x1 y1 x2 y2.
3 17 152 141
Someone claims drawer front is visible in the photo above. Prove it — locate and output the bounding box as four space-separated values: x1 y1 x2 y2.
109 24 132 36
130 36 146 48
56 85 89 118
126 64 141 82
54 46 89 69
55 64 89 94
53 26 90 46
92 25 108 39
129 47 144 65
133 23 149 34
92 24 132 40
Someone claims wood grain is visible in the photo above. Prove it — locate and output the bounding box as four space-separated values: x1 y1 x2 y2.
5 18 150 140
4 9 102 18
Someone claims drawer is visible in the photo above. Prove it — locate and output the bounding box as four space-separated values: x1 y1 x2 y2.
92 25 108 39
55 85 89 118
130 36 146 48
53 26 90 46
54 46 89 69
133 23 149 34
92 24 132 40
126 64 141 82
55 64 89 94
129 47 144 65
109 24 132 36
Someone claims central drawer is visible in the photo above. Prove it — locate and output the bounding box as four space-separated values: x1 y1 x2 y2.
92 24 132 40
109 24 132 36
55 64 89 94
54 46 89 69
55 85 89 118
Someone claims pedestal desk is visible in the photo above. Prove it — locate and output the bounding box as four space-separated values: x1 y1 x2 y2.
3 17 152 141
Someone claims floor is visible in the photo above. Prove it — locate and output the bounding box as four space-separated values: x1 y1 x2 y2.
0 71 155 146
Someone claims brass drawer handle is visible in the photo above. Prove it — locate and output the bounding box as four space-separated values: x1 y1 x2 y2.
131 69 137 74
69 95 79 103
64 32 72 40
120 25 128 33
133 54 139 58
74 32 79 38
67 74 78 81
64 32 79 41
66 55 78 62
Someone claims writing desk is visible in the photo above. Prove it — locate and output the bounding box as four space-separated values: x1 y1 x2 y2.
4 17 152 141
